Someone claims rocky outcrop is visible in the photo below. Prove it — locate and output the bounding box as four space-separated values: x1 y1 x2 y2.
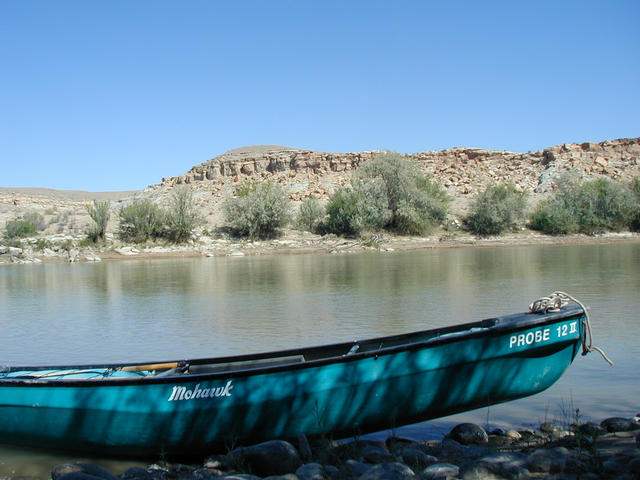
159 138 640 200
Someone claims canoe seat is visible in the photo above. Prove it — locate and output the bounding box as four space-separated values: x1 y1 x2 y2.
187 354 305 375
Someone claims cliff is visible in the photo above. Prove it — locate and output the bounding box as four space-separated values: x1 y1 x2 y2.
159 138 640 202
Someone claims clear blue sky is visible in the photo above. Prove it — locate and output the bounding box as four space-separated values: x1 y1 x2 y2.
1 1 638 191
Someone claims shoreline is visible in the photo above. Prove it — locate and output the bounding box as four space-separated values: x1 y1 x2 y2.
2 230 640 265
46 415 640 480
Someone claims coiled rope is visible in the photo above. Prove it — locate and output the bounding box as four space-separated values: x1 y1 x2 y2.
529 291 614 366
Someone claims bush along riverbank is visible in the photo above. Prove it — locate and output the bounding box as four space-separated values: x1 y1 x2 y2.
51 416 640 480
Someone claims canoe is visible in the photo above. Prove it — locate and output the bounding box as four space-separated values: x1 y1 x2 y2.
0 295 595 457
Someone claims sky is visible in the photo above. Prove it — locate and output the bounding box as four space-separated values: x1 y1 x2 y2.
1 1 638 191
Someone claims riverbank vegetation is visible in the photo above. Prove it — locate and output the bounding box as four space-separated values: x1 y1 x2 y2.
3 152 640 252
115 187 203 244
319 153 450 237
530 176 639 234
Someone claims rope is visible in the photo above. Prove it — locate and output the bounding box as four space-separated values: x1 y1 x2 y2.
529 291 614 366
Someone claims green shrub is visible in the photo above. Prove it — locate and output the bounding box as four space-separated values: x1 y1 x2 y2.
164 187 203 243
4 212 45 239
296 196 325 233
356 152 449 234
223 180 292 239
118 198 165 243
86 200 110 241
529 197 578 234
464 183 527 236
322 180 389 237
530 176 636 234
629 177 640 232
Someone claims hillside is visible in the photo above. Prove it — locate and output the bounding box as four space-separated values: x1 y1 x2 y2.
1 137 639 251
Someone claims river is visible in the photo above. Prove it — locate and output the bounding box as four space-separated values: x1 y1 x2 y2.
0 242 638 476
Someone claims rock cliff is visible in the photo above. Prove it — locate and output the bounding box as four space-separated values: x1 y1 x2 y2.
159 138 640 202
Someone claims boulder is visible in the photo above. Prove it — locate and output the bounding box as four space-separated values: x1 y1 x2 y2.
601 417 640 432
295 463 328 480
361 444 396 464
230 440 302 477
358 462 416 480
421 462 459 480
448 423 489 445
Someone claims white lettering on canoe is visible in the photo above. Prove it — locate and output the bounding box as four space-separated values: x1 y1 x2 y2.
508 328 551 349
168 381 234 401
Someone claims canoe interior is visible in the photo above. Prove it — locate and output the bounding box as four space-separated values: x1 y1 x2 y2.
0 306 584 384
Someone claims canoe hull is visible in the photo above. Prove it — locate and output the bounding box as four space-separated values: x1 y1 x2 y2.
0 309 585 457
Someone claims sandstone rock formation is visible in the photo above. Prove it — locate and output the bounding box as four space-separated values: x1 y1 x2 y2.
158 138 640 204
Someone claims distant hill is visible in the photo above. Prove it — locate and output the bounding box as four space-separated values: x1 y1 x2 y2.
2 137 638 234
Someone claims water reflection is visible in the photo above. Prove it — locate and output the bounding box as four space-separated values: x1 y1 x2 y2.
0 245 638 439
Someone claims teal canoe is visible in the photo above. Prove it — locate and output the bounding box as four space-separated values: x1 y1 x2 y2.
0 296 595 457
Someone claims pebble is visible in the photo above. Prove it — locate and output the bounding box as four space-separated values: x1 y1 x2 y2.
49 417 640 480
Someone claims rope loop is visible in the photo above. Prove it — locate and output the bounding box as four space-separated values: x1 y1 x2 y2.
529 291 614 366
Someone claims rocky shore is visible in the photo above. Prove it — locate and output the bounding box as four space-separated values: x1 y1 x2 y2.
51 416 640 480
2 137 639 266
2 229 640 266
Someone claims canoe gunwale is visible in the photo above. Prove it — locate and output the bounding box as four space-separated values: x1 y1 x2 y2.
0 306 585 387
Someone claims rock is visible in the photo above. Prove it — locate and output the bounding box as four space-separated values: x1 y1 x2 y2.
505 429 522 440
527 448 569 473
115 246 139 256
358 462 416 480
344 459 371 478
229 250 245 256
361 444 396 463
230 440 302 477
400 447 437 468
448 423 489 445
119 467 157 480
540 422 562 434
52 464 117 480
295 463 327 480
264 474 301 480
421 462 459 480
462 453 529 480
628 455 640 474
219 475 262 480
577 421 607 438
440 437 488 459
8 246 23 255
602 459 625 475
601 417 640 432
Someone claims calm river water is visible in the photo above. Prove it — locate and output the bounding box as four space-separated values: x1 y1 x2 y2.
0 242 638 476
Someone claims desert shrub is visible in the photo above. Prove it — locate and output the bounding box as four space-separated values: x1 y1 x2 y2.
118 198 165 243
296 196 325 233
629 177 640 232
4 212 45 239
464 183 527 236
86 200 110 241
164 187 203 243
356 152 449 234
223 180 292 239
322 180 389 236
530 176 636 234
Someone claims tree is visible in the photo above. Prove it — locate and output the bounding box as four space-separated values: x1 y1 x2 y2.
223 180 292 239
164 187 203 243
296 195 325 233
356 152 449 234
118 198 164 243
464 183 527 235
323 180 389 236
